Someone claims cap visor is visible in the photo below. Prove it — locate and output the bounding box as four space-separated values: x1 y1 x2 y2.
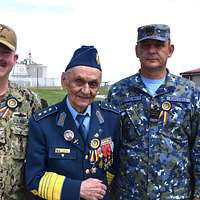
137 36 167 43
0 40 15 51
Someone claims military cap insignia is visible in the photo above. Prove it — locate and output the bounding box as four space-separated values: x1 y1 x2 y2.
96 53 100 65
145 26 155 36
64 130 74 141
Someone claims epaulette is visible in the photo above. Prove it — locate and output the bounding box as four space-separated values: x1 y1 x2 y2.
99 101 120 114
33 105 58 121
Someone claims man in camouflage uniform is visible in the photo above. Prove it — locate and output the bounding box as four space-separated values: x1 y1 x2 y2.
107 24 200 200
0 24 46 199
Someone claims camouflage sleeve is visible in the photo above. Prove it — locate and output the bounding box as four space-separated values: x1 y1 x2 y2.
26 88 48 114
107 85 121 107
192 89 200 198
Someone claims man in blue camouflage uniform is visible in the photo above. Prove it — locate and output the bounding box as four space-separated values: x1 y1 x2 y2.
25 45 121 200
107 24 200 200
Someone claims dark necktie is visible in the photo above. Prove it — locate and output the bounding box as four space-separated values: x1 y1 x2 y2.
76 114 87 140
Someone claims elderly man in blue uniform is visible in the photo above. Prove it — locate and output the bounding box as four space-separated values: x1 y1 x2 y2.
108 24 200 200
25 45 121 200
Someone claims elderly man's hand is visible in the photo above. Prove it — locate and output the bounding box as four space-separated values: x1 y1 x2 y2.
80 178 107 200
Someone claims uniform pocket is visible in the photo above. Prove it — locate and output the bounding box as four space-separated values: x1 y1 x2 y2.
121 109 144 143
10 112 28 136
9 112 29 160
162 102 190 144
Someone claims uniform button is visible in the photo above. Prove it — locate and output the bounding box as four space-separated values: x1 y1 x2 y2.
85 169 90 174
85 155 88 160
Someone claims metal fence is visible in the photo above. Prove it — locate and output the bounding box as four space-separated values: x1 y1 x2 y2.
10 77 61 87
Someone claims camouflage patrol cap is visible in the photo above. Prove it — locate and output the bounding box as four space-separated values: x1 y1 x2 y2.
0 24 17 51
137 24 170 43
65 45 101 71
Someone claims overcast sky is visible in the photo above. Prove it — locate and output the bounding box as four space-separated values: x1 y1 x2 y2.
0 0 200 83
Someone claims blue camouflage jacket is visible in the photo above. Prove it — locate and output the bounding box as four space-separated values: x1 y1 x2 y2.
107 71 200 200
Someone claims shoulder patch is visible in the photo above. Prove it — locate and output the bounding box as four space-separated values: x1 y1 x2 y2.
33 105 58 121
99 101 120 114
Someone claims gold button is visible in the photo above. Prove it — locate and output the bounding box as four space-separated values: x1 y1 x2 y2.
85 169 90 174
85 155 88 160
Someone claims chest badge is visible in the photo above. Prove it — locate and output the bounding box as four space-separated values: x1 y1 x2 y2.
90 138 101 149
159 101 172 125
64 130 74 141
7 97 18 109
0 96 18 119
161 101 171 111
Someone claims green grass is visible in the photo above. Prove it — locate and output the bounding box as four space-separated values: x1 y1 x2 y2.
31 87 65 105
99 86 109 95
31 86 109 106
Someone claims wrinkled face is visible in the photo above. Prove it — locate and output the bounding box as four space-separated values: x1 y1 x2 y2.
61 66 102 113
135 39 174 71
0 43 18 80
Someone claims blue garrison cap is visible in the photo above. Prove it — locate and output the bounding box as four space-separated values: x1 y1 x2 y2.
65 45 101 71
137 24 170 43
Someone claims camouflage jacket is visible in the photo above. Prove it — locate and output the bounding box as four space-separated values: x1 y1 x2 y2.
107 72 200 200
0 82 45 200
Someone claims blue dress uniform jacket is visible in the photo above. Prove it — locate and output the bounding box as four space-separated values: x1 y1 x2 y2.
108 71 200 200
25 97 121 200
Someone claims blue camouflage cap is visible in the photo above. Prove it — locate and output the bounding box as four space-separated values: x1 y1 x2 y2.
137 24 170 43
65 45 101 71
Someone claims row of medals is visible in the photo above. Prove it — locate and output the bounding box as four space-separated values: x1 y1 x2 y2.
89 136 114 174
64 129 114 174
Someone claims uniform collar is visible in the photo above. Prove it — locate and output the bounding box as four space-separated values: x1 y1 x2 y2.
124 69 176 95
66 96 91 121
3 81 24 103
